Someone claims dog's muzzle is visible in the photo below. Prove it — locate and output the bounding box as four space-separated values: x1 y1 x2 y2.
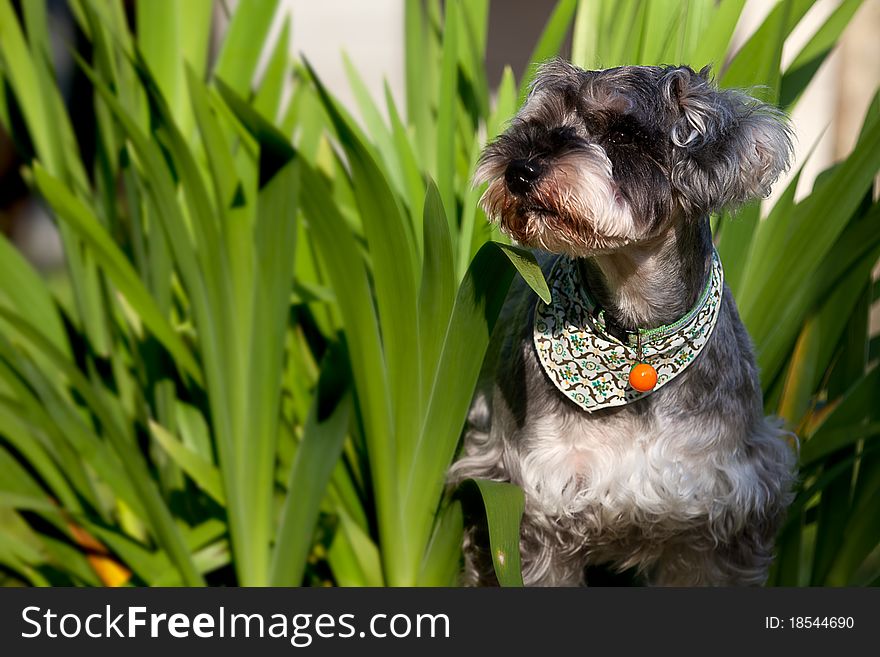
504 158 544 196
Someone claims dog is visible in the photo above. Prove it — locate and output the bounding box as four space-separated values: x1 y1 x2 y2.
448 60 798 586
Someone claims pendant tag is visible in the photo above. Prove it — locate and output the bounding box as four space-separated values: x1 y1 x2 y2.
629 363 658 392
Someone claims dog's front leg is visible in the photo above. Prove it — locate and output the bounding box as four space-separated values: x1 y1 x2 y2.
646 533 775 586
518 512 589 586
460 506 588 586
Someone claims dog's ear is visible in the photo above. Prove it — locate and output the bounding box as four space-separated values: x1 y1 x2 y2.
662 66 793 214
526 58 585 101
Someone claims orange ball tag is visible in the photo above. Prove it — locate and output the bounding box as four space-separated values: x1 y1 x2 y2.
629 363 658 392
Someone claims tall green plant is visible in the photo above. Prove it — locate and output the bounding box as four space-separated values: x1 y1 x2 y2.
0 0 545 587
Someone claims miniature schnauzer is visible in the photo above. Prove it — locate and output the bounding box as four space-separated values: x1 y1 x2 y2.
449 60 797 586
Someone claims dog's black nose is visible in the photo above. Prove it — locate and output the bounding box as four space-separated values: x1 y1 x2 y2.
505 159 543 196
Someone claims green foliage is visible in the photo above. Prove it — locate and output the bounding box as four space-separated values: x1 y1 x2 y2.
0 0 876 587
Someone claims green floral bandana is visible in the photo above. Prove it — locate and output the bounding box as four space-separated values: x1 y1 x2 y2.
533 251 724 412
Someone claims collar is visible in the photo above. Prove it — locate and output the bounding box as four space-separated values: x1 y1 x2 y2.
533 250 724 411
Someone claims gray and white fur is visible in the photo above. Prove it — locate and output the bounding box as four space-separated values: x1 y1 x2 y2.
448 61 798 586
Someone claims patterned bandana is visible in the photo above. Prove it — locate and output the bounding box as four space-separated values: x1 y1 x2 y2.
533 250 724 412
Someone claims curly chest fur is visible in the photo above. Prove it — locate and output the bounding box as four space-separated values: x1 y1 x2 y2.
514 405 724 528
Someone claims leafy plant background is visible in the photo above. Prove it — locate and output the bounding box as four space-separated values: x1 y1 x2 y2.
0 0 877 587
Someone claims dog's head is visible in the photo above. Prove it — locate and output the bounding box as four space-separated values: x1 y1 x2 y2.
476 60 793 256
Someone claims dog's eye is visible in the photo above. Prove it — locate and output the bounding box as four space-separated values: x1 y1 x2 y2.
607 128 633 145
605 119 643 146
